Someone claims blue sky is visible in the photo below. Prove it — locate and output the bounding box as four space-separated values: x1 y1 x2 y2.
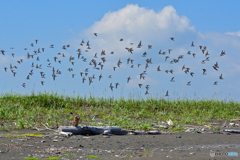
0 0 240 101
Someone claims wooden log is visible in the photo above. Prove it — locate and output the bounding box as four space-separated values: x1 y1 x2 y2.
58 126 128 135
230 119 240 122
223 129 240 133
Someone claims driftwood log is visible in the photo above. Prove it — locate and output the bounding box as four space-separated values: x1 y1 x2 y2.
58 126 128 135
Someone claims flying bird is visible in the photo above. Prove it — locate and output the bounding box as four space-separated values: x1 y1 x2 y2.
165 90 169 96
219 74 223 79
115 83 119 89
127 76 131 83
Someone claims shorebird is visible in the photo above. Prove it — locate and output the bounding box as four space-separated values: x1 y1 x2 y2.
41 81 44 85
94 33 97 36
72 115 80 127
145 85 149 90
138 84 142 88
219 74 223 79
202 69 206 75
165 90 169 96
182 64 185 71
191 41 194 47
165 56 170 61
52 74 57 81
115 83 119 89
137 41 142 48
220 50 225 56
168 49 172 54
205 51 209 57
86 41 90 47
213 81 218 85
157 65 161 71
82 76 86 83
170 37 174 41
142 52 147 57
22 83 26 88
125 47 133 53
170 77 175 82
212 65 218 71
190 72 194 77
145 90 149 95
1 50 5 55
109 83 114 91
99 74 102 81
89 77 93 85
127 76 131 83
187 81 191 86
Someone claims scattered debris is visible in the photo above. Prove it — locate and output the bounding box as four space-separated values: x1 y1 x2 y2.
167 120 173 126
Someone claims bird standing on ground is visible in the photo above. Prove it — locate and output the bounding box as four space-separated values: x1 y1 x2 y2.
72 115 80 127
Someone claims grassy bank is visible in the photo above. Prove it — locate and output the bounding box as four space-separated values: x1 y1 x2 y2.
0 92 239 131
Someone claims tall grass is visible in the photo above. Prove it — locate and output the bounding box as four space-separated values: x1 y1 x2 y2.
0 92 239 130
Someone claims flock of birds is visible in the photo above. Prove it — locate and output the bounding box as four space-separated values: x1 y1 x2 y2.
1 33 226 96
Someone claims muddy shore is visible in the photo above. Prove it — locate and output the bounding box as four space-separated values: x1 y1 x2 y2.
0 128 239 160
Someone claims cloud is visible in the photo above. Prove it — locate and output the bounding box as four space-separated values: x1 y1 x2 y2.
226 30 240 37
89 4 194 34
82 4 196 58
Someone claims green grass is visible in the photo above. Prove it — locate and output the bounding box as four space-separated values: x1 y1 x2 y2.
0 92 239 131
126 155 133 157
24 158 39 160
87 155 99 158
143 151 152 153
44 157 63 160
63 153 76 155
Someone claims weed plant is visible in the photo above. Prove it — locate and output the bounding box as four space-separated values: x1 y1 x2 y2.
0 92 239 131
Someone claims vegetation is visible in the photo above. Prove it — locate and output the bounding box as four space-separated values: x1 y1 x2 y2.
0 92 239 131
87 155 99 159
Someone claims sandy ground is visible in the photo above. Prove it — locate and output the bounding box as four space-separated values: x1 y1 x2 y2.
0 128 239 160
